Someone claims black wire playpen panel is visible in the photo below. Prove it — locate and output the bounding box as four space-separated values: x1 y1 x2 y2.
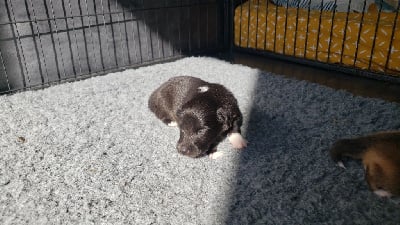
1 0 400 95
0 0 225 94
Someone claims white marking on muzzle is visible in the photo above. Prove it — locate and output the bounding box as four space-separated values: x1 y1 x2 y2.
168 121 178 127
198 86 209 93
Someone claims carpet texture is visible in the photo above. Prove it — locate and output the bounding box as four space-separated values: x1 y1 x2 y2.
0 57 399 224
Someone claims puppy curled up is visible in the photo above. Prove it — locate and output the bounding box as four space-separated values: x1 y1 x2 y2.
330 131 400 197
148 76 247 159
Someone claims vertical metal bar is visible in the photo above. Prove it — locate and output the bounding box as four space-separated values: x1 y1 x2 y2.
239 0 243 47
215 0 220 50
293 0 301 56
140 0 152 60
147 10 154 60
4 0 26 88
303 1 312 58
48 0 68 78
283 0 289 55
315 0 325 60
219 0 225 50
246 0 251 48
339 0 353 65
227 0 235 57
367 4 383 71
128 6 139 63
77 0 91 71
273 0 278 52
205 2 209 49
122 2 132 64
61 0 77 76
326 0 338 63
162 0 168 57
99 0 113 68
264 0 268 50
135 4 144 63
9 0 33 86
188 2 192 53
67 0 84 76
114 0 126 66
92 0 105 70
197 0 201 50
178 0 183 55
106 0 118 66
153 6 162 59
0 49 11 91
23 0 45 84
255 0 260 49
229 0 234 57
384 3 400 73
352 0 367 67
42 0 62 79
82 0 99 72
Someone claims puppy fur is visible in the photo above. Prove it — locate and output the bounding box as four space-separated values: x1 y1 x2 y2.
148 76 247 158
330 131 400 197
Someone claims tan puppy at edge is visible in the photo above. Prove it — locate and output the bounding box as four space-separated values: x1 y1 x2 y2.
330 131 400 197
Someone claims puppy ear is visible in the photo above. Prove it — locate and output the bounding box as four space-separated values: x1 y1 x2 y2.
217 107 231 131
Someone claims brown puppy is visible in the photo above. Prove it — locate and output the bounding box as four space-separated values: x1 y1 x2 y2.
148 76 247 158
330 131 400 197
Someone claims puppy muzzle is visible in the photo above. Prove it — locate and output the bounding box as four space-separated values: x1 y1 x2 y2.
177 143 204 158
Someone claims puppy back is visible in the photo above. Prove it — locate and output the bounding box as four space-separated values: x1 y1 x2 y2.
330 138 368 163
330 131 400 163
148 76 207 114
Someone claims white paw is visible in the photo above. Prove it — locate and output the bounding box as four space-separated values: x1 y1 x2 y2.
168 121 178 127
209 151 224 160
337 161 346 169
374 189 392 198
228 133 247 149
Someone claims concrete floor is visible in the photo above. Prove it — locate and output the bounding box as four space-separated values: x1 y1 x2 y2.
231 52 400 103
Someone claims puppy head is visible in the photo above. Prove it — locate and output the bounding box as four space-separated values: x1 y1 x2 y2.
176 106 224 158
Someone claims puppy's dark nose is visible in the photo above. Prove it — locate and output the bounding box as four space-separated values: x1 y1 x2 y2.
177 144 189 154
179 147 188 154
177 144 200 158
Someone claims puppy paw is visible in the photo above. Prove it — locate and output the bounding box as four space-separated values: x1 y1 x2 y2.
374 189 392 198
228 133 247 149
168 121 178 127
209 151 224 160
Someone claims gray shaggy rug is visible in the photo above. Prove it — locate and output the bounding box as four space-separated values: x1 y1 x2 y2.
0 57 399 224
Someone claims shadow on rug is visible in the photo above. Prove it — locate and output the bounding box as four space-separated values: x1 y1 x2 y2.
225 68 400 224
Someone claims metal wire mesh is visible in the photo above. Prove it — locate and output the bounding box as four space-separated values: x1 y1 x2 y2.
0 0 224 94
1 0 400 94
232 0 400 82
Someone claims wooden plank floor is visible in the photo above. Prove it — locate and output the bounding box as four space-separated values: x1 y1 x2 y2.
230 52 400 103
